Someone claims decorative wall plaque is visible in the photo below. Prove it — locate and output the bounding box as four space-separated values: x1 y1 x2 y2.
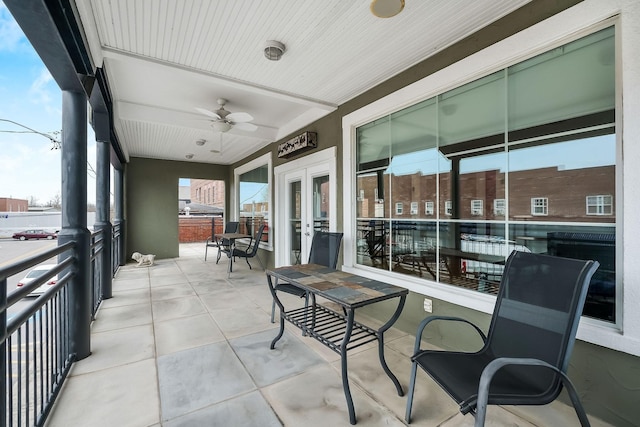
277 131 317 158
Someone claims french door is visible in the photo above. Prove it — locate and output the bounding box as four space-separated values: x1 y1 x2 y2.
274 148 336 267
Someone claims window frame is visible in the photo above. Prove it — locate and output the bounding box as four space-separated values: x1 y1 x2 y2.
586 195 613 216
494 198 506 216
342 11 633 355
425 200 434 216
471 199 483 216
410 201 418 215
395 202 403 215
234 152 272 250
531 197 548 216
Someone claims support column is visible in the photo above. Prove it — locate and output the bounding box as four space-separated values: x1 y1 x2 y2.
94 111 112 299
114 167 126 266
58 90 91 360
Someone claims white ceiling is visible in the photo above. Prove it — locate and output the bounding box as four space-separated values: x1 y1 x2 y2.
74 0 531 165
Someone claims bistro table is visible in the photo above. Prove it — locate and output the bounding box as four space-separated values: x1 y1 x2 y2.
214 232 250 277
267 263 408 424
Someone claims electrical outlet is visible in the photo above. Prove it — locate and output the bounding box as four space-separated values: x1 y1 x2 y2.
423 298 433 313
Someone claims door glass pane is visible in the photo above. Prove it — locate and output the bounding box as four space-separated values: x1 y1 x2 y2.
312 175 329 232
289 180 302 265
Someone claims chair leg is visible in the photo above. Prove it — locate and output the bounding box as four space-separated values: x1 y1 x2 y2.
270 298 276 323
216 249 221 264
204 245 208 261
405 361 419 423
245 256 252 269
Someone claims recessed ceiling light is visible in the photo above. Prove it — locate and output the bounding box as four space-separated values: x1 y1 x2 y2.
185 154 194 159
195 139 206 146
370 0 405 18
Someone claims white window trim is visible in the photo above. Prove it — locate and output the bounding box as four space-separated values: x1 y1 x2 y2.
410 201 418 215
234 152 273 251
494 199 506 216
444 200 452 216
586 195 613 215
471 199 483 216
343 3 639 356
531 197 548 216
425 201 434 215
395 202 403 215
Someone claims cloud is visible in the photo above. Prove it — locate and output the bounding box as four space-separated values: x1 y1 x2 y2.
0 2 26 52
29 68 60 115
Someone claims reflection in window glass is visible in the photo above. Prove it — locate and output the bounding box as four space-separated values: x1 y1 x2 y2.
587 195 613 215
354 27 616 323
425 201 434 215
531 198 548 216
238 164 269 241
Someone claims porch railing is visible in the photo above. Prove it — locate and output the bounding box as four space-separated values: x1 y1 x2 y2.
1 242 77 427
90 230 104 319
112 222 122 275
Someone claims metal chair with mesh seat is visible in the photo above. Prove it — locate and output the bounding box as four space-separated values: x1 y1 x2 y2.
405 251 599 426
270 231 343 323
230 223 266 270
204 220 239 262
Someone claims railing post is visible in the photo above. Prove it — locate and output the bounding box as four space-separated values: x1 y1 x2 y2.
1 277 7 427
114 167 126 266
93 111 112 298
59 89 91 360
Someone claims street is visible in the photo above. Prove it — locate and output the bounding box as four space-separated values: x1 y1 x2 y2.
1 238 58 319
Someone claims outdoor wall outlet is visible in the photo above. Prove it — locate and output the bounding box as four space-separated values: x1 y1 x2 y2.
423 298 433 313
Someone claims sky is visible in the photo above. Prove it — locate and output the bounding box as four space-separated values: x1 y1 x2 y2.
0 2 98 205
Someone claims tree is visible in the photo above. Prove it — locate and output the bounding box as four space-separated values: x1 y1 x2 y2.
48 192 61 209
28 196 39 207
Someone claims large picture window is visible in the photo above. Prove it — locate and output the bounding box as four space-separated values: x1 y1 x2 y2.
354 27 616 323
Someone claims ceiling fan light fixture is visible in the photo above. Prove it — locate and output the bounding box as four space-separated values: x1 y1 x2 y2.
212 121 232 133
264 40 285 61
370 0 405 18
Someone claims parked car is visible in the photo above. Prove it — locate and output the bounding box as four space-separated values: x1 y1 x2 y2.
12 229 58 240
16 264 58 296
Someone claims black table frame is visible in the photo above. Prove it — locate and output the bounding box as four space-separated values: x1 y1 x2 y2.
267 264 408 424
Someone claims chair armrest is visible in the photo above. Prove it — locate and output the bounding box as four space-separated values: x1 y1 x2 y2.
412 315 487 356
473 358 590 427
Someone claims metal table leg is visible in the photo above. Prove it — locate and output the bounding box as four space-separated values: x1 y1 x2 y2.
268 275 285 349
341 308 357 424
376 294 406 395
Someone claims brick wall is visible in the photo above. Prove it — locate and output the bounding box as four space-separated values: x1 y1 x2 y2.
178 216 223 242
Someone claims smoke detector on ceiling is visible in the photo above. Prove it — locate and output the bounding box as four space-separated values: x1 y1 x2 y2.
264 40 286 61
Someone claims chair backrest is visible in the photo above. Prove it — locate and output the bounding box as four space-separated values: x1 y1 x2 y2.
225 221 239 233
485 251 598 398
246 224 267 256
308 231 344 268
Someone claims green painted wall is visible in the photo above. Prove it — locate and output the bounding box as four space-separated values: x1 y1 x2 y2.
126 157 230 259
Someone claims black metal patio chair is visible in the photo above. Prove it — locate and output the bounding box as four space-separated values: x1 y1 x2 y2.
270 231 343 323
230 223 266 270
405 251 599 426
204 220 239 262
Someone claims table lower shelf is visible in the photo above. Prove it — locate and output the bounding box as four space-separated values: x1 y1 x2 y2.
283 304 379 354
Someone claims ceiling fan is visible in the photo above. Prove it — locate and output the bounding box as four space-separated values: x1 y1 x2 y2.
195 98 258 133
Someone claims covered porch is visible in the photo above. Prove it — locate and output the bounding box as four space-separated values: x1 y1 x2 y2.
44 243 608 427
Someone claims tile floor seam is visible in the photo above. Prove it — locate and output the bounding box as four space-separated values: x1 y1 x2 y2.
147 268 165 427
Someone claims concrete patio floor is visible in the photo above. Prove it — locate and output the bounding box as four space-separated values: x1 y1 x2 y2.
44 243 611 427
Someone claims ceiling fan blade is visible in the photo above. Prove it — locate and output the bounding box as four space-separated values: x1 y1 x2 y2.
226 111 253 123
195 107 221 120
233 122 258 132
